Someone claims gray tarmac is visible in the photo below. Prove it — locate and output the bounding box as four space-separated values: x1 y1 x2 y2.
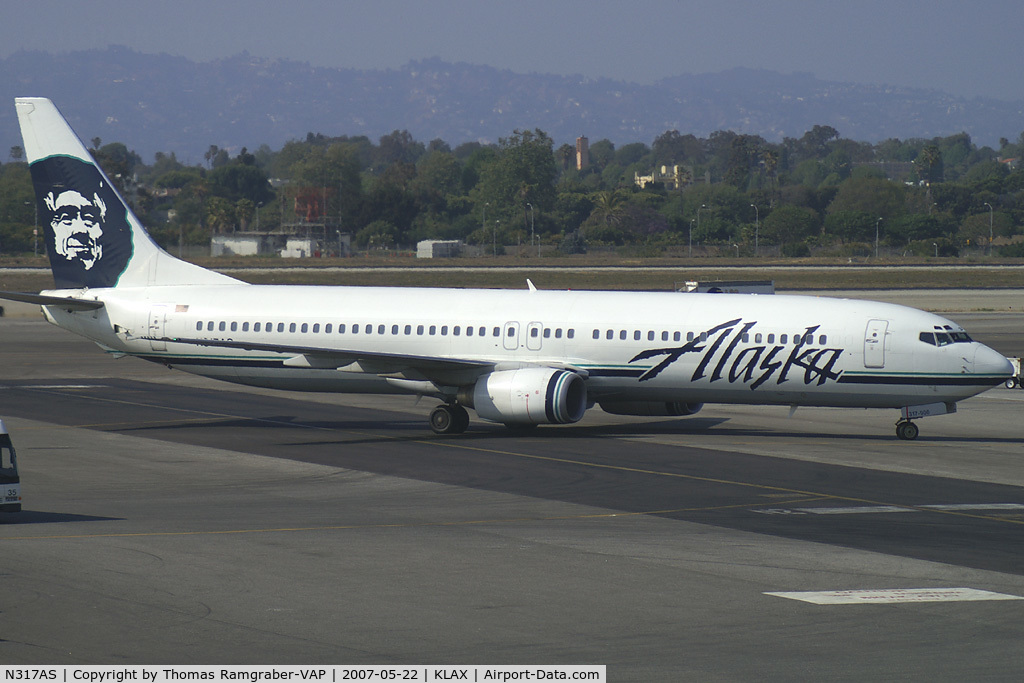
0 293 1023 681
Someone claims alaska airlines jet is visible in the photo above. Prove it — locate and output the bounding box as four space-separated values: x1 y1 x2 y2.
2 98 1013 440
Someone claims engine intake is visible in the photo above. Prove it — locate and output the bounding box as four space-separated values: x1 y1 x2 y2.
461 368 587 425
599 401 703 417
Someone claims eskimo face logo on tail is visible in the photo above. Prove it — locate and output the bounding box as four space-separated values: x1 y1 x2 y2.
45 189 105 270
31 156 132 289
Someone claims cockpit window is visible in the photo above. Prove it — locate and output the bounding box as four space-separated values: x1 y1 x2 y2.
921 328 973 346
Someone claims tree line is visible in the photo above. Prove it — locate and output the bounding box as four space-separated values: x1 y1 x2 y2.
4 123 1024 258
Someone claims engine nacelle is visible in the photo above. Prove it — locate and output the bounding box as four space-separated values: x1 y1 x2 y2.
599 401 703 417
461 368 587 425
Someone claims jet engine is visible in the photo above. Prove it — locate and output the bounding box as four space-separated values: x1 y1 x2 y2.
460 368 587 425
599 401 703 417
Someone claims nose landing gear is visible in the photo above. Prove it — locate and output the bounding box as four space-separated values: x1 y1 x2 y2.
895 401 957 440
895 420 919 441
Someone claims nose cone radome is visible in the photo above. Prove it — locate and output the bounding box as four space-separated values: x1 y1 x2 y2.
973 344 1015 380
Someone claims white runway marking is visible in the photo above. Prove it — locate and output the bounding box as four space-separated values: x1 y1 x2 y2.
11 384 107 389
752 503 1024 515
766 588 1024 605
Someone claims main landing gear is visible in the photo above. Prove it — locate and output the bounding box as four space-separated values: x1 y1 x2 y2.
895 420 919 441
429 403 470 435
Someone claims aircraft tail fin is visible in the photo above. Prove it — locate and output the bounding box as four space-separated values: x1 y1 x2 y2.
15 97 241 290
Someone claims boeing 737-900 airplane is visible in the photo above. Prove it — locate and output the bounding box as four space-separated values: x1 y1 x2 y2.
2 98 1013 439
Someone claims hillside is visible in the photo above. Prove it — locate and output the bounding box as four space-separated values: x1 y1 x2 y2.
2 47 1023 161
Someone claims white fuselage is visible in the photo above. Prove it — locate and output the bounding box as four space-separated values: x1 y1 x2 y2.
42 284 1011 410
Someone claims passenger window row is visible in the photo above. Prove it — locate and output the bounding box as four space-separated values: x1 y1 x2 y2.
591 328 827 346
193 320 576 339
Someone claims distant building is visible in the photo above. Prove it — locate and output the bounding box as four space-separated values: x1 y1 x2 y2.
211 231 350 258
576 136 589 170
417 239 463 258
635 165 693 190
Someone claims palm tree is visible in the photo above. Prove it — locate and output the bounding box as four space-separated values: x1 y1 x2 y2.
592 189 628 225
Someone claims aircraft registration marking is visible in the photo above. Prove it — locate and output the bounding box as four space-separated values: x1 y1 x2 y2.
765 588 1024 605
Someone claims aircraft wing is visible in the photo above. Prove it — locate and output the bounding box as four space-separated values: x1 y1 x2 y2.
152 335 497 385
0 291 105 311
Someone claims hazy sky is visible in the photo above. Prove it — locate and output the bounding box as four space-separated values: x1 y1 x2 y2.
3 0 1023 101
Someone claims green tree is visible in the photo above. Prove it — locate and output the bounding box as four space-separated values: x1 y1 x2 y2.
916 144 943 183
474 129 557 222
205 196 235 234
824 210 876 243
762 205 821 247
827 176 905 219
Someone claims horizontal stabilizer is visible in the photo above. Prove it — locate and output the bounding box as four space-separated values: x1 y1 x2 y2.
0 290 104 311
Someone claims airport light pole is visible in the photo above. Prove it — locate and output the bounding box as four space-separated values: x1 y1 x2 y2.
984 202 993 255
689 219 694 258
527 202 535 257
933 242 938 258
875 217 882 259
695 204 706 258
25 201 38 257
482 202 490 257
750 203 759 255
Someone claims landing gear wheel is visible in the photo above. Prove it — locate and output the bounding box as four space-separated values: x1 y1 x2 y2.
429 404 469 435
451 404 470 433
896 420 919 441
429 405 453 434
1006 378 1018 390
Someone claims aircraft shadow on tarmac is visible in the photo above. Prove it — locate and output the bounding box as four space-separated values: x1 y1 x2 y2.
103 412 1024 446
2 511 123 525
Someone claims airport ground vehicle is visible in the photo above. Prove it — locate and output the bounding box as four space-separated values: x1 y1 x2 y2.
0 419 21 513
1005 357 1023 389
